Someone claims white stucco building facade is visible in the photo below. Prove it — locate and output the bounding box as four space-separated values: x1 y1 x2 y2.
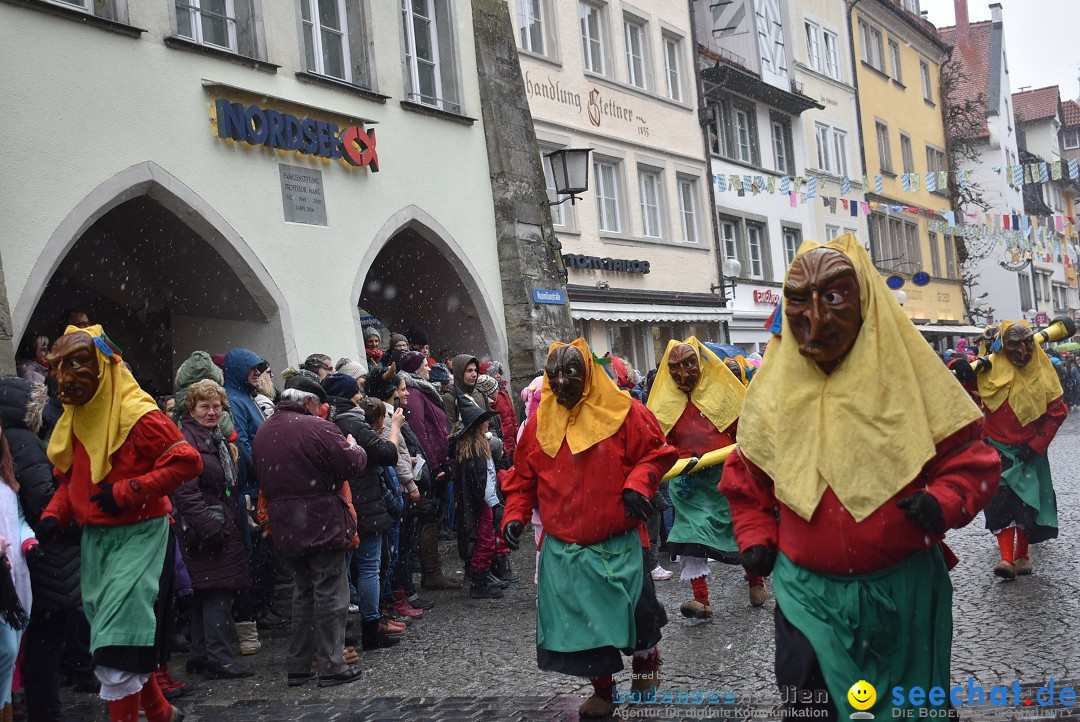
1 0 508 394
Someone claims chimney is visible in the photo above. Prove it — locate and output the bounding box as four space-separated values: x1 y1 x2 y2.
989 3 1002 24
954 0 969 43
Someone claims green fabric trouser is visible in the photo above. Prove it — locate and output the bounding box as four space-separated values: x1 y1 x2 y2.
536 528 642 653
989 438 1058 533
772 547 953 718
667 465 737 554
81 517 170 652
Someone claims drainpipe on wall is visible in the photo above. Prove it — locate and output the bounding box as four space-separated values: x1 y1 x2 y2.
689 0 730 343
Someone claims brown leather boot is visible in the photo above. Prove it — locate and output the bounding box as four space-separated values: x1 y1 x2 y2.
419 523 462 590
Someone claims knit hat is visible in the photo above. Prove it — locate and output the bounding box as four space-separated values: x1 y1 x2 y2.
403 326 430 346
475 374 498 398
479 361 492 375
335 357 368 379
282 367 321 385
363 326 381 342
429 364 451 385
366 372 398 402
390 332 409 348
321 373 360 400
210 354 226 370
399 351 427 374
284 375 327 403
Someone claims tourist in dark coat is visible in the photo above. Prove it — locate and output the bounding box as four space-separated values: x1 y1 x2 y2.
174 380 253 680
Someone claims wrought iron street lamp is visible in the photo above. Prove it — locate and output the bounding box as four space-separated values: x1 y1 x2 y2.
546 148 592 206
711 258 742 304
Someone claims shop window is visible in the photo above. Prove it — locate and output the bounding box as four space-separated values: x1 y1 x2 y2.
299 0 371 87
579 1 607 75
518 0 558 59
401 0 461 113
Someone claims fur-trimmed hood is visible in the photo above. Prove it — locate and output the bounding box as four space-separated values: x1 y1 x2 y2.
403 373 443 407
0 376 55 437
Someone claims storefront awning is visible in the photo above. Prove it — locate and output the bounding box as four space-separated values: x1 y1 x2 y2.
570 302 731 323
913 324 985 335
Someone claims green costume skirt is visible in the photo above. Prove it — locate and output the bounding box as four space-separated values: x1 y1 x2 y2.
667 465 738 562
772 548 953 719
984 439 1058 543
82 517 170 653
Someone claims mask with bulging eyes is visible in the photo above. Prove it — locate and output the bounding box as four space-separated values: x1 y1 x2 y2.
1003 325 1035 368
545 346 586 409
49 332 100 406
784 248 863 373
667 344 701 395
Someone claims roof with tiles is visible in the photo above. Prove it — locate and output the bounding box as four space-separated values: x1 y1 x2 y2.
939 20 994 139
1012 86 1062 124
1063 100 1080 128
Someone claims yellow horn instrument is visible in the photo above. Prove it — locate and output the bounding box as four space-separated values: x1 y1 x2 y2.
661 443 737 482
969 316 1077 374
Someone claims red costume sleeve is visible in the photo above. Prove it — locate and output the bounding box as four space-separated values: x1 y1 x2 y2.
921 423 1001 531
718 449 778 553
621 404 678 500
1026 398 1067 455
110 413 204 511
500 415 539 529
43 466 74 528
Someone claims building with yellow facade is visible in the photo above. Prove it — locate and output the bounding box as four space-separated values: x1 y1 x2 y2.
853 0 968 330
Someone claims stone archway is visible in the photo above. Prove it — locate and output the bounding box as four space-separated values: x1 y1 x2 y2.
16 162 293 395
352 206 506 364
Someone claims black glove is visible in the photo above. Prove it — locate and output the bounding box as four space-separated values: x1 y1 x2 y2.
90 483 123 516
24 543 44 566
35 516 60 544
896 490 946 535
1015 444 1038 463
621 489 654 522
740 545 777 577
947 358 976 385
202 528 226 552
502 520 523 551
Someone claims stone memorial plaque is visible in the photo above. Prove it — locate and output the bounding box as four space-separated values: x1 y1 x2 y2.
279 164 327 226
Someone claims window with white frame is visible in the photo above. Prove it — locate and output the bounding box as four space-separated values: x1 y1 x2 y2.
869 212 922 270
663 35 683 101
579 2 606 75
401 0 461 113
876 121 893 173
624 16 649 89
747 223 767 279
823 30 841 80
805 21 822 72
300 0 352 82
858 18 884 73
888 40 902 83
594 159 622 233
920 60 932 102
719 218 739 263
677 177 698 243
541 151 567 228
49 0 89 9
1064 129 1080 150
519 0 557 57
1018 273 1033 310
638 168 663 238
926 145 947 193
900 133 914 174
711 99 759 165
771 114 793 174
815 123 848 176
783 227 801 265
176 0 239 51
825 223 840 239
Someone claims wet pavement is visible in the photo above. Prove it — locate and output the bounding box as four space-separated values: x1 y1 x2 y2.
59 415 1080 721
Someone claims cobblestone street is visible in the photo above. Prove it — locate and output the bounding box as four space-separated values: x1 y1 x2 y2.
61 416 1080 721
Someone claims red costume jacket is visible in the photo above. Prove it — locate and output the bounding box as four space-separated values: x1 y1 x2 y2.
667 403 736 457
719 422 1000 575
44 411 202 527
976 396 1066 453
502 401 678 548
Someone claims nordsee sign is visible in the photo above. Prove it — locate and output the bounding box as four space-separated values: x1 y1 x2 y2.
532 289 567 305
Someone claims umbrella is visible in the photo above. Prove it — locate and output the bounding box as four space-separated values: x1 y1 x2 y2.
703 342 747 359
1055 342 1080 351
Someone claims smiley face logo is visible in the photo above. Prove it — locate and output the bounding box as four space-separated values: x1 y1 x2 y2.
847 680 876 712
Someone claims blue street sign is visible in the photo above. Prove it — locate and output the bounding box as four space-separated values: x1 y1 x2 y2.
532 288 566 305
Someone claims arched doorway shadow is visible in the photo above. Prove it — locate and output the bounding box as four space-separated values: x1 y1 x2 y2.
353 207 505 364
16 162 293 395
